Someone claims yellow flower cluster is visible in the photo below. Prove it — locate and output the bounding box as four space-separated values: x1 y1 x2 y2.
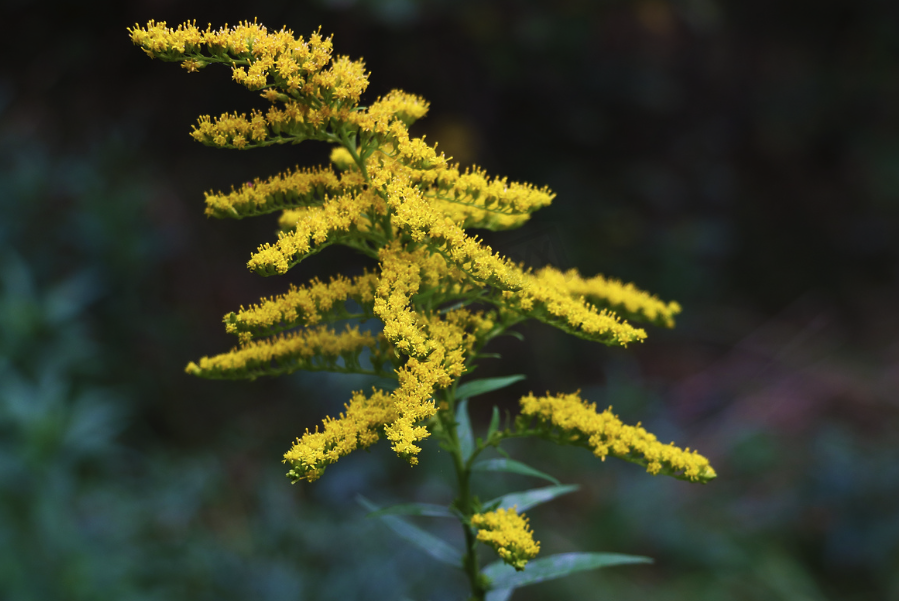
203 165 365 219
329 146 356 170
129 20 346 97
384 308 492 461
131 21 375 153
519 392 716 483
365 90 430 127
534 266 681 328
283 388 397 482
418 165 555 231
371 247 493 460
376 175 646 347
185 324 377 380
190 110 269 149
471 507 541 571
247 191 383 275
225 272 380 343
139 20 698 482
189 101 354 150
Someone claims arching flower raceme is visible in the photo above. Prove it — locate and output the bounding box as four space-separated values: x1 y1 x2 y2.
519 391 716 483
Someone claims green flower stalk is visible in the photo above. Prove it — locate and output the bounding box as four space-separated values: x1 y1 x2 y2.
131 18 715 599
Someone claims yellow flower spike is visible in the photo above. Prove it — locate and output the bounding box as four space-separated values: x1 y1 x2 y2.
185 324 377 381
283 388 398 483
203 165 365 219
189 110 269 149
374 245 429 357
376 169 646 347
224 272 380 341
519 391 716 483
471 507 541 571
247 190 380 276
417 164 556 231
534 266 682 328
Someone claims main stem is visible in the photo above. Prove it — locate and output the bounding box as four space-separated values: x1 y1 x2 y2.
445 395 486 601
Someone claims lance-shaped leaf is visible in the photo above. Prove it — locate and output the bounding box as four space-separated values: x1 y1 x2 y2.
366 503 455 519
455 399 474 461
486 405 501 440
472 459 560 486
357 496 461 567
484 552 652 593
485 484 579 513
455 375 526 401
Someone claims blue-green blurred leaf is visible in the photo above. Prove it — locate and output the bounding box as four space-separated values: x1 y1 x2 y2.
487 405 500 440
456 399 474 460
455 375 525 401
44 269 104 324
472 459 560 485
483 552 653 590
366 502 454 519
485 587 514 601
357 496 461 567
486 484 579 512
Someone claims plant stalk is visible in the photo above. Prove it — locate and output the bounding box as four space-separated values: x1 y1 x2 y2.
444 394 486 601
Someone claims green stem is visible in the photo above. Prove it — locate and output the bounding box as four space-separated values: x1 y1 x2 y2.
442 389 486 600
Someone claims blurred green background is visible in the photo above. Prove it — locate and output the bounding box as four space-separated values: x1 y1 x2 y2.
2 0 898 599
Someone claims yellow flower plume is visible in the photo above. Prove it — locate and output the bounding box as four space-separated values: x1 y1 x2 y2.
136 19 697 481
519 391 716 483
283 388 397 483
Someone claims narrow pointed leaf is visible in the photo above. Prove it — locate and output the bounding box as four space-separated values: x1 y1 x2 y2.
357 496 461 567
456 399 474 460
472 458 560 485
455 375 526 401
487 405 500 440
487 484 579 512
484 552 653 590
366 502 454 518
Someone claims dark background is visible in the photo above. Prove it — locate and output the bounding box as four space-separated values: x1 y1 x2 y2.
2 0 898 599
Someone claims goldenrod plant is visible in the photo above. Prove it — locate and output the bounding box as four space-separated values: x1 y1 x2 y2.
130 19 715 600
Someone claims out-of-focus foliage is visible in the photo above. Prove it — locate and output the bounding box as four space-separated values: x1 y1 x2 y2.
2 0 898 599
0 131 464 600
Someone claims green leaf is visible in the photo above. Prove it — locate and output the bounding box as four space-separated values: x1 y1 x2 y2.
366 503 454 519
456 399 474 460
357 496 461 567
485 588 514 601
486 405 500 440
484 552 653 591
455 375 526 401
486 484 579 512
472 459 560 485
502 330 525 342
